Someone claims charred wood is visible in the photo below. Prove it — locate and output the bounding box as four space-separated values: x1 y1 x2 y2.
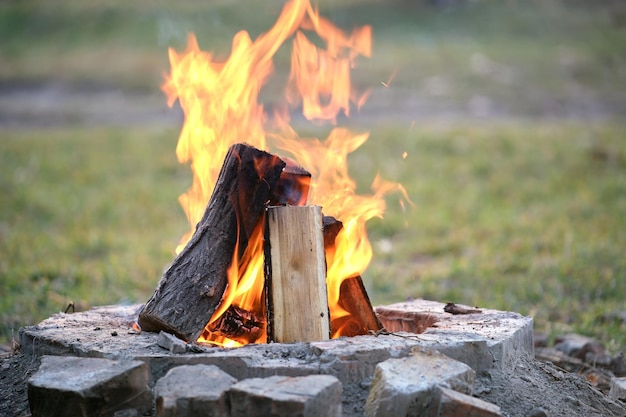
323 216 383 337
204 305 264 342
138 143 286 341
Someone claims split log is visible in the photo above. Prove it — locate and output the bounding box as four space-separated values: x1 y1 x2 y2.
138 143 286 342
323 216 383 337
265 205 330 343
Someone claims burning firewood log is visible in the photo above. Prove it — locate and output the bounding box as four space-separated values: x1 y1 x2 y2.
205 305 265 342
138 142 383 345
323 216 383 337
138 143 287 342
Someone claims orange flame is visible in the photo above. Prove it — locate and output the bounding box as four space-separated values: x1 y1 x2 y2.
198 220 267 347
162 0 407 345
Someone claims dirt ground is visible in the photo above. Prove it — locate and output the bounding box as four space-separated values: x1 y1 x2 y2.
475 356 625 417
4 81 619 131
0 351 39 417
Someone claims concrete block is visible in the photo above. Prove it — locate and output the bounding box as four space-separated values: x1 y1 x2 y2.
609 377 626 401
155 364 237 417
229 374 342 417
28 355 150 417
364 348 475 417
157 331 187 354
430 386 502 417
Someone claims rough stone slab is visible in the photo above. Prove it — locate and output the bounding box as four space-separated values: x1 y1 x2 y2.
140 343 321 383
28 355 150 417
364 348 476 417
311 336 410 384
609 377 626 401
20 300 532 375
229 374 342 417
155 364 237 417
376 299 534 372
157 331 187 354
430 386 502 417
19 304 157 359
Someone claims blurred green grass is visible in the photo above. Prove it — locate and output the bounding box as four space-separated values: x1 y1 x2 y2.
1 0 625 350
2 0 625 116
0 128 189 341
2 122 625 350
357 121 626 352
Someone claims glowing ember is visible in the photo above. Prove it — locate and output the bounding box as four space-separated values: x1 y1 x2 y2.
162 0 407 345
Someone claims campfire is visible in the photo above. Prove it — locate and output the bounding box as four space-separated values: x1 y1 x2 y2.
138 0 407 347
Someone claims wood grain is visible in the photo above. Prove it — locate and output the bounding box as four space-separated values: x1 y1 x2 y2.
265 205 330 343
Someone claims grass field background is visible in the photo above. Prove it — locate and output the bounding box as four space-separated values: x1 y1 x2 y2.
1 0 625 350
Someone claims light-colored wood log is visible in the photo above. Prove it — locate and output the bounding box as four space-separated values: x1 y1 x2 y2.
265 205 330 343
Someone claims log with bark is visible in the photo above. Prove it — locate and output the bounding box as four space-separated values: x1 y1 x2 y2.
138 141 382 344
138 143 286 342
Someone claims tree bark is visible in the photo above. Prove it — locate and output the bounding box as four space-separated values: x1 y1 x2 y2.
138 143 286 342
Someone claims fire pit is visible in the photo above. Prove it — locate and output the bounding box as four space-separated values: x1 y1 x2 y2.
21 299 533 416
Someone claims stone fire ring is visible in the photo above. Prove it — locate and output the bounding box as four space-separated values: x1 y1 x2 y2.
21 299 533 416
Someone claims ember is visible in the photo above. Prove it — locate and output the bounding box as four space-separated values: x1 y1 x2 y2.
139 0 408 346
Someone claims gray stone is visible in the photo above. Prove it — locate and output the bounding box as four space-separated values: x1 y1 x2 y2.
155 364 237 417
527 406 549 417
157 331 187 354
376 299 534 373
553 333 597 357
20 300 534 376
430 386 502 417
364 348 475 417
142 344 321 383
229 374 342 417
28 355 150 417
311 337 401 384
609 377 626 401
